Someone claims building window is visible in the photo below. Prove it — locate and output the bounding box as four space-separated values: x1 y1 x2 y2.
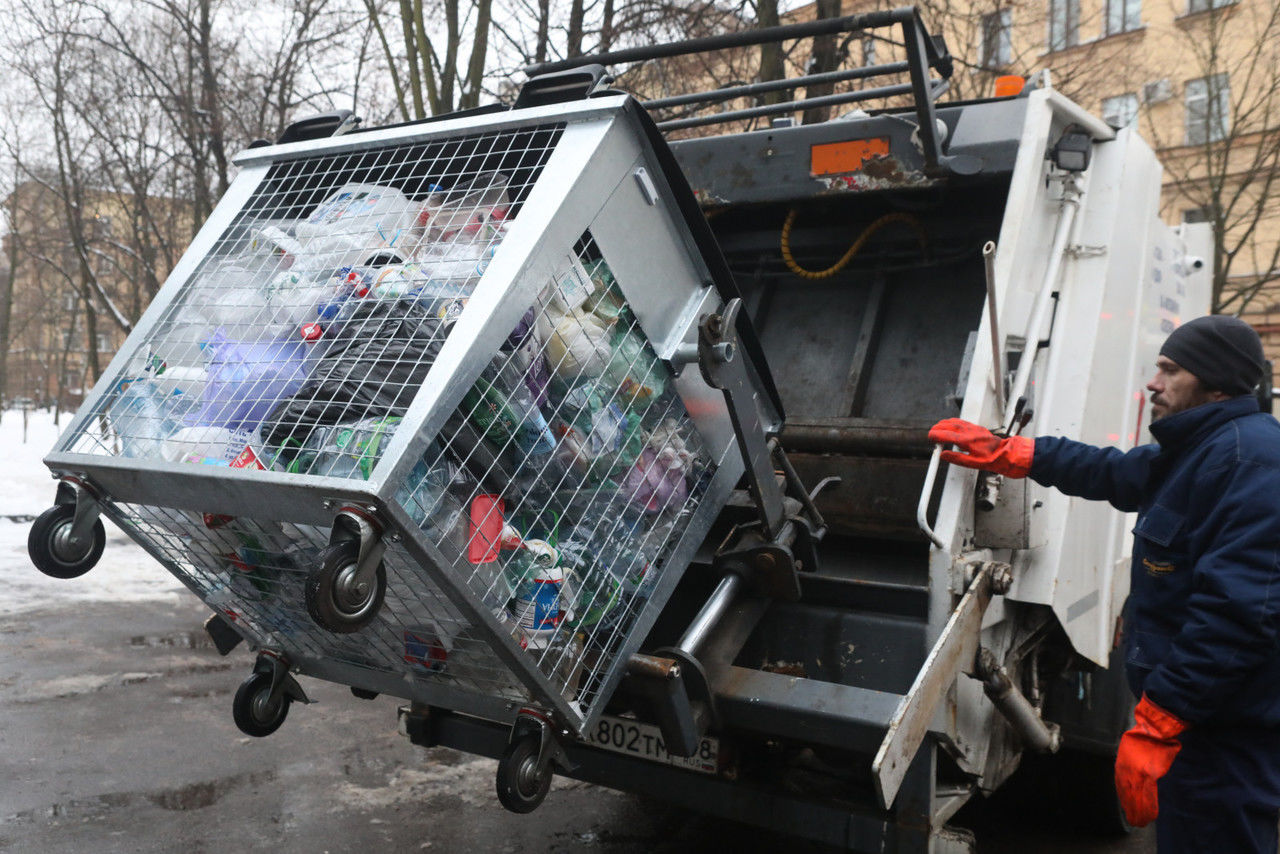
1106 0 1141 33
1048 0 1079 51
1182 206 1213 224
1185 73 1229 145
96 333 110 352
1187 0 1233 13
862 36 877 67
1102 93 1139 128
981 9 1013 68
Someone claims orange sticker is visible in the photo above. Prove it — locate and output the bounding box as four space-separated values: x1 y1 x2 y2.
810 137 891 176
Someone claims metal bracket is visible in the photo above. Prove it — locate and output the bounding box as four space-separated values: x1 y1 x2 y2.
331 506 387 593
621 652 713 758
696 298 787 540
255 650 311 705
56 478 102 555
511 708 576 776
1065 244 1107 258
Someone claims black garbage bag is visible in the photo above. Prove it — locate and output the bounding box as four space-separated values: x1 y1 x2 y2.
262 297 445 448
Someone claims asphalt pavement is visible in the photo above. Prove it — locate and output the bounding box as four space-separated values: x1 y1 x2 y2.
0 580 1159 853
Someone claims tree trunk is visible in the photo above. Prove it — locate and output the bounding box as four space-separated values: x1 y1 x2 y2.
757 0 785 106
600 0 615 53
462 0 492 109
802 0 842 124
0 182 18 416
567 0 585 58
534 0 550 63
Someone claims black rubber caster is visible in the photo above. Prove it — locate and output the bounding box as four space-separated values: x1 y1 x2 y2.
28 504 106 579
496 733 552 813
232 671 291 737
304 540 386 633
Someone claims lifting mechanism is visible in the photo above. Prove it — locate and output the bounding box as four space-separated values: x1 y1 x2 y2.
490 297 834 809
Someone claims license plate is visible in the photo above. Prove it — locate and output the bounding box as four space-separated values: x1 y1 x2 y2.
585 715 719 775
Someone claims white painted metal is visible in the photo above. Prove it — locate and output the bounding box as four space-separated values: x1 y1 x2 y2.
891 81 1214 805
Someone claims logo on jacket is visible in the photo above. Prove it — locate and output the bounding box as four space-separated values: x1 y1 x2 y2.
1142 558 1177 576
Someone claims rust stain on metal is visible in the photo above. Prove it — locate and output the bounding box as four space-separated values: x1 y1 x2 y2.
814 155 931 194
760 660 807 677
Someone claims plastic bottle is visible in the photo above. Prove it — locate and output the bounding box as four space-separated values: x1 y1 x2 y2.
396 450 470 552
110 379 188 459
279 418 389 478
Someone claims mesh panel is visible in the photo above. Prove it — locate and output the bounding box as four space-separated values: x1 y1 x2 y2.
69 125 564 468
109 500 526 701
394 234 722 713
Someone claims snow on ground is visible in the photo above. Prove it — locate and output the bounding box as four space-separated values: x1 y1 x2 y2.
1 407 184 616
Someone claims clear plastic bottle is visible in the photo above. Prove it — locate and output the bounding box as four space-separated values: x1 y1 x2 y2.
110 379 188 459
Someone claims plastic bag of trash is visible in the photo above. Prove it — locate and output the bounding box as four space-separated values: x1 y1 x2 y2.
260 296 446 448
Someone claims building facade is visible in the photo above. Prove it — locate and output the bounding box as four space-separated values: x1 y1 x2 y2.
2 180 187 411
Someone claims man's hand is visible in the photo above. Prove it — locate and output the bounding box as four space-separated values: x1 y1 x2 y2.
927 418 1034 478
1114 694 1189 827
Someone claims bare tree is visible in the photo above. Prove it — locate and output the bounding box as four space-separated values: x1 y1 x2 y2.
364 0 494 118
0 0 368 405
801 0 844 124
0 156 18 416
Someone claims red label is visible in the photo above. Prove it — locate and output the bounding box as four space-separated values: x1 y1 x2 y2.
230 447 266 470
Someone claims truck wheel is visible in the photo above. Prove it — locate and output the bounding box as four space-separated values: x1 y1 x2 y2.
28 504 105 579
496 733 551 813
305 541 386 633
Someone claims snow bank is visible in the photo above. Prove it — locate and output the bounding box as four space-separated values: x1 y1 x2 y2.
1 408 184 616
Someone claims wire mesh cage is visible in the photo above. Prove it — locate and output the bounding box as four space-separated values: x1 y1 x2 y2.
44 97 774 733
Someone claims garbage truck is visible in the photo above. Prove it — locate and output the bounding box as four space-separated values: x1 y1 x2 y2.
28 7 1216 851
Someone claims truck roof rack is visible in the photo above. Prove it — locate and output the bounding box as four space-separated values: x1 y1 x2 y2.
520 6 961 173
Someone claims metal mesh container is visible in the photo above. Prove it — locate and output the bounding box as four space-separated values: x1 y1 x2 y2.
41 96 775 732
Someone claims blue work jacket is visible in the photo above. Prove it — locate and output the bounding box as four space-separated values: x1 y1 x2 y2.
1029 395 1280 727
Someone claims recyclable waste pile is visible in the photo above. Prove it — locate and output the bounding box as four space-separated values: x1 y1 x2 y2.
101 171 712 688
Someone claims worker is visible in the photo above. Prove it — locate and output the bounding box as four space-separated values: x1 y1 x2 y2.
928 315 1280 854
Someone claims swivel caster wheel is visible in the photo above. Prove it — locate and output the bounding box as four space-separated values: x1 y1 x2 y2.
28 503 105 579
305 540 386 634
232 653 309 737
232 671 292 737
496 733 552 814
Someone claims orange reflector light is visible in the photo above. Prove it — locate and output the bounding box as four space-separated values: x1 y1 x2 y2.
994 76 1025 97
810 137 891 176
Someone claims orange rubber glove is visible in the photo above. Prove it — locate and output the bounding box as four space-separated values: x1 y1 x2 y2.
1114 694 1189 827
927 418 1034 478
